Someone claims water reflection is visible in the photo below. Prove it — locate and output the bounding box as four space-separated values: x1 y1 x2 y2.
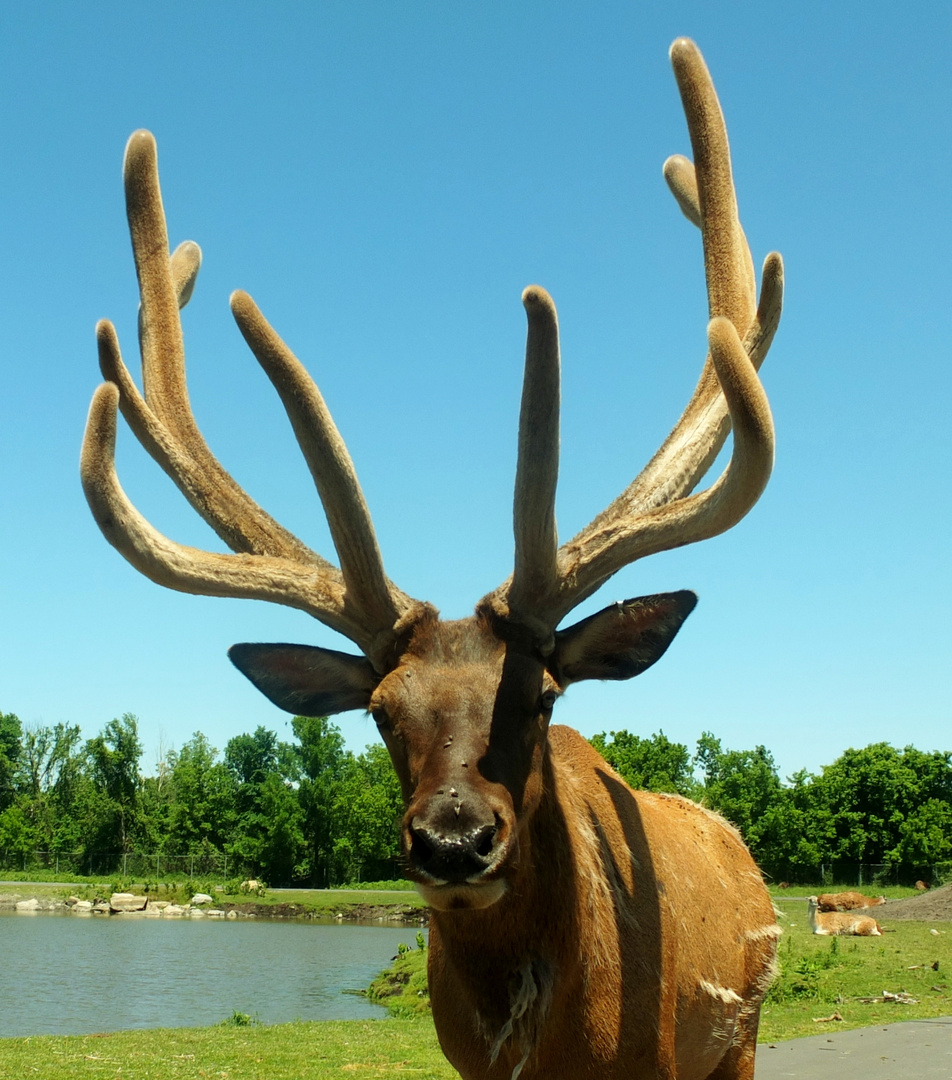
0 911 421 1037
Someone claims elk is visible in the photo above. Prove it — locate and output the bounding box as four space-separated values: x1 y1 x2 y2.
807 897 883 937
81 38 783 1080
816 891 887 912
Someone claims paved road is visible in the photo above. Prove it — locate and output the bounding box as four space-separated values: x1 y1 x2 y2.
755 1016 952 1078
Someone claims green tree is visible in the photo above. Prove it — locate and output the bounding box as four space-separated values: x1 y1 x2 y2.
165 733 236 855
897 798 952 866
224 726 304 884
694 732 788 870
0 803 31 860
292 715 348 886
590 730 696 796
7 722 85 852
257 772 306 884
807 743 952 868
84 714 144 852
0 712 23 811
331 744 403 883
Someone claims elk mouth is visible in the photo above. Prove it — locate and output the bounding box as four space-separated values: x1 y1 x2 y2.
414 878 509 912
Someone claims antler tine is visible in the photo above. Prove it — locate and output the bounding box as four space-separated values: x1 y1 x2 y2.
81 382 376 648
486 38 782 634
116 130 323 563
557 316 773 600
83 130 420 669
670 38 756 329
230 289 414 637
507 286 561 638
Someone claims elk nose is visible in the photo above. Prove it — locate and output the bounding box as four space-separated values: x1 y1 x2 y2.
408 820 498 883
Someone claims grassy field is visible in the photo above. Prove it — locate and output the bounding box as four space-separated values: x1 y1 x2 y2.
761 900 952 1039
0 1019 459 1079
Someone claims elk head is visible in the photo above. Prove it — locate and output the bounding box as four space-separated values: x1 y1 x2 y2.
82 39 782 912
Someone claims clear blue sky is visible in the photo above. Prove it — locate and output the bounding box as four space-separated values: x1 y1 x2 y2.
1 1 949 781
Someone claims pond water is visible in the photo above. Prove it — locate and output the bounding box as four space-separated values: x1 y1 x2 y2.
0 911 422 1037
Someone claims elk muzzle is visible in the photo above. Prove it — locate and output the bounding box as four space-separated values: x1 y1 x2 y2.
404 785 512 909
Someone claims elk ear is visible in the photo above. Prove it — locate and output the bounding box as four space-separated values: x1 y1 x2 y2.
228 643 379 716
550 591 697 686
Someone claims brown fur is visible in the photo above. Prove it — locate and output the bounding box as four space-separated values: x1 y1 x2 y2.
425 725 778 1080
815 891 886 912
356 614 778 1080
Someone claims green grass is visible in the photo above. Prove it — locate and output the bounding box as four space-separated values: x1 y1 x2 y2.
367 943 431 1017
261 887 427 913
0 1019 459 1079
760 900 952 1040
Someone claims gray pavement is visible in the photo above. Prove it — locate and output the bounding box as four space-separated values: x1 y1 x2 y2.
755 1016 952 1078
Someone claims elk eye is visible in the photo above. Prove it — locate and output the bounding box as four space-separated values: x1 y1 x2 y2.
540 690 558 712
371 708 389 730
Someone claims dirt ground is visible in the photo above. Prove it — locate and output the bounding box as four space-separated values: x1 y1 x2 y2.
221 900 428 924
875 882 952 921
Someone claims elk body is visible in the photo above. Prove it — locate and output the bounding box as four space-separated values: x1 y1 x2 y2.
816 891 887 913
82 39 783 1080
807 897 883 937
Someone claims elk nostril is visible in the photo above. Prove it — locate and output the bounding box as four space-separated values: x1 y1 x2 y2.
474 824 496 859
410 827 435 866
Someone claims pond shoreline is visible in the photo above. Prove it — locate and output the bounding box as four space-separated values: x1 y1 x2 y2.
0 890 428 925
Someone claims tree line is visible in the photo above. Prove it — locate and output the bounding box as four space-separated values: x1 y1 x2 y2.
592 730 952 884
0 711 400 885
1 709 950 886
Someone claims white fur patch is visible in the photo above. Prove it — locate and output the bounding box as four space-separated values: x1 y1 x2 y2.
745 922 783 943
699 980 743 1006
482 958 555 1080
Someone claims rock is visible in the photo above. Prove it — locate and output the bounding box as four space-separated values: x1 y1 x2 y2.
226 909 238 919
163 904 187 916
206 908 225 917
92 902 111 914
66 895 83 905
110 893 148 912
71 900 94 912
148 900 170 910
15 898 40 911
191 893 214 906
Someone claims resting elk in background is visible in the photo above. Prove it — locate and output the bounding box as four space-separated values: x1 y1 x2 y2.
807 897 883 937
816 891 887 913
82 38 783 1080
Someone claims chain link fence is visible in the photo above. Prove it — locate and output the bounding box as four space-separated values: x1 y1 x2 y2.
770 862 952 888
0 850 256 881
